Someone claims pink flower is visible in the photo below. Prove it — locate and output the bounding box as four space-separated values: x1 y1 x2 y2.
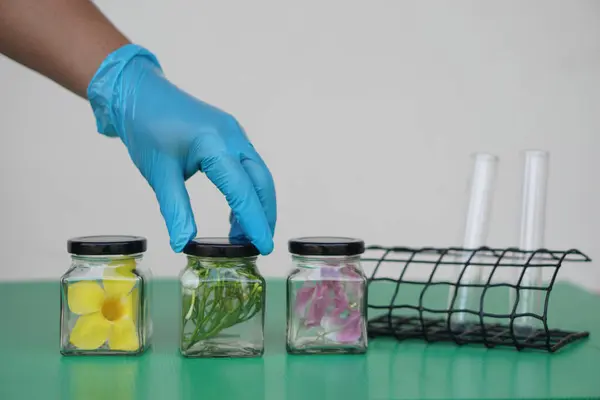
293 265 365 344
321 308 364 343
294 281 349 327
340 265 362 279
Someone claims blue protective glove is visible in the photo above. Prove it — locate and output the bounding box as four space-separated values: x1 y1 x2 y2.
87 44 276 254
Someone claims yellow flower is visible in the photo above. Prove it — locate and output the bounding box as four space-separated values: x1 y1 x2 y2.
68 259 140 351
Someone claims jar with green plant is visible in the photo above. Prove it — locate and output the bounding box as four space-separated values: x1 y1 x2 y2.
180 238 265 358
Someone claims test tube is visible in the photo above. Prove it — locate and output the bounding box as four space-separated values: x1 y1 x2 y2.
448 153 498 330
512 150 549 334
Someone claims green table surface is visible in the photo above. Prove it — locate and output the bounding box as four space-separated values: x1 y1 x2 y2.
1 279 599 400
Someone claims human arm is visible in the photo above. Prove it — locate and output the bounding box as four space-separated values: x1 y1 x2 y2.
0 0 128 97
0 0 277 254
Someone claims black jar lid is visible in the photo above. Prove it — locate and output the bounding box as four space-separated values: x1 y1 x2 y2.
183 237 259 258
68 235 147 256
288 237 365 256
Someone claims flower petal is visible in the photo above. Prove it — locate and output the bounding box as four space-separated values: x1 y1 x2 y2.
108 317 139 351
336 311 363 343
321 266 342 279
322 309 363 344
103 260 138 298
67 281 105 315
305 284 330 326
180 268 200 290
129 288 138 321
70 312 111 350
294 284 316 316
340 265 362 279
108 257 137 271
329 281 350 310
321 306 345 331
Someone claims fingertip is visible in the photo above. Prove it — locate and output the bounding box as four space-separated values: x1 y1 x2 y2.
150 162 197 254
169 219 197 253
239 216 273 256
170 240 185 253
229 214 273 255
203 155 273 255
170 228 196 253
254 236 274 256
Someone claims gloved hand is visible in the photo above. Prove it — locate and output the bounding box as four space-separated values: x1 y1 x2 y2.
87 44 276 254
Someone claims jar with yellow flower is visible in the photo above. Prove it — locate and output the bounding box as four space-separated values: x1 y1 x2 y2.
60 236 151 355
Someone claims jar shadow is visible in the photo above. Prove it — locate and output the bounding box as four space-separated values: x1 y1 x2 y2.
180 356 266 399
59 356 148 400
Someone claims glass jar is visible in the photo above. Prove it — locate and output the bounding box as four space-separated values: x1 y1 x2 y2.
286 237 368 354
60 235 151 356
180 238 266 358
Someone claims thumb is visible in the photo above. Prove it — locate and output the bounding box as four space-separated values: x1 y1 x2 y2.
149 161 197 252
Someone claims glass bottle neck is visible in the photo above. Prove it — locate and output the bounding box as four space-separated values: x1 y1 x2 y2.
71 254 143 266
187 256 258 269
292 255 361 269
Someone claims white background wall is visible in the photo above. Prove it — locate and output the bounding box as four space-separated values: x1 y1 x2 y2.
0 0 599 291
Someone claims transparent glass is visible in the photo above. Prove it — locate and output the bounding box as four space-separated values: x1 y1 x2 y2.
286 255 368 354
448 153 498 330
60 254 152 355
179 256 265 358
511 150 549 334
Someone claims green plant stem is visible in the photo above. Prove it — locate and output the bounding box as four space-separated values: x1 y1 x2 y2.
188 285 215 346
183 266 263 350
194 289 244 342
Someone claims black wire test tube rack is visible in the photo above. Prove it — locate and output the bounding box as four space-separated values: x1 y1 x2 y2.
363 246 591 352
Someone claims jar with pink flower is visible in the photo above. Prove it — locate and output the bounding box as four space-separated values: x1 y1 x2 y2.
286 237 368 354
